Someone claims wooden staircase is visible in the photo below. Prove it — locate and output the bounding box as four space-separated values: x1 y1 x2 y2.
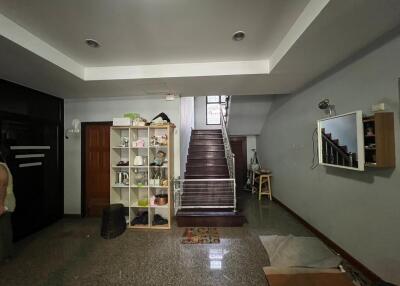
176 129 245 227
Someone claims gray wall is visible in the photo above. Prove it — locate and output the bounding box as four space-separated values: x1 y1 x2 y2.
258 35 400 284
228 95 273 135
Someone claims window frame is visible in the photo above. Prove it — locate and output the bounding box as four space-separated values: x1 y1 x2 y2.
206 96 226 125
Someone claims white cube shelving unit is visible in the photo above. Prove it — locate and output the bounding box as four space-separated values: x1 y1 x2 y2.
110 125 175 229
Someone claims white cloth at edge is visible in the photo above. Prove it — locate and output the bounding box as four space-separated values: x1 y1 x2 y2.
260 235 342 268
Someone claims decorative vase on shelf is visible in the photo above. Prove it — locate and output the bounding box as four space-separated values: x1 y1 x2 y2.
133 156 144 166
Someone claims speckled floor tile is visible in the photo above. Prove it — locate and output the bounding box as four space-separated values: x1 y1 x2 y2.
0 192 315 286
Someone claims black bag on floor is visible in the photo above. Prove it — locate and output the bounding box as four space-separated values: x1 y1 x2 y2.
101 204 126 239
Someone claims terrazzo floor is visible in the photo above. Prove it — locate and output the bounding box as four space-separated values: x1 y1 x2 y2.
0 192 314 286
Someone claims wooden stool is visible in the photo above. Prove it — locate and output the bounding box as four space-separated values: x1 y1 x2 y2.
259 174 272 201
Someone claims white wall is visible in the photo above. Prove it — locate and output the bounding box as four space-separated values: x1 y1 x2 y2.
180 97 194 177
246 135 257 167
194 96 220 129
258 35 400 283
64 96 180 214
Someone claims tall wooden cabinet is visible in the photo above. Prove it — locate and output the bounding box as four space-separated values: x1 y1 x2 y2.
110 125 174 229
0 79 64 241
363 112 395 168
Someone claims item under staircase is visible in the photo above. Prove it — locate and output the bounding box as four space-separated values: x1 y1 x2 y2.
175 114 245 227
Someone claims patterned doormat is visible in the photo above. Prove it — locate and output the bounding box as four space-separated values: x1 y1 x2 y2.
181 227 220 244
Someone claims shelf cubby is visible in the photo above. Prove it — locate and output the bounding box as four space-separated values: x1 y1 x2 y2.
363 112 395 168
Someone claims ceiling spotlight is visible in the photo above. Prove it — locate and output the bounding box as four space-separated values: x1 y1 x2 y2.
232 31 245 41
85 39 100 48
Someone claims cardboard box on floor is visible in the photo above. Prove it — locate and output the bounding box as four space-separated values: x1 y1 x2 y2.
263 267 354 286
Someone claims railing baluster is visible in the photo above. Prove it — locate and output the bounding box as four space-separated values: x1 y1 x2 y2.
325 140 329 162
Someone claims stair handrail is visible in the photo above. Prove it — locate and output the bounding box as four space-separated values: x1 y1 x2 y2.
221 106 235 179
224 96 231 128
220 105 236 211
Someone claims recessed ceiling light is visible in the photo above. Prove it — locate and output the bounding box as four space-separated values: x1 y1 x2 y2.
85 39 100 48
232 31 245 41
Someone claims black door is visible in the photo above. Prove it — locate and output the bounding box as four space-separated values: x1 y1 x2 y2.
229 136 247 190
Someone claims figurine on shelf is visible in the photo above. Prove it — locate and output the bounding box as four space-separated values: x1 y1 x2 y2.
159 135 168 146
161 179 168 187
366 127 375 137
132 139 145 148
120 137 129 147
150 150 166 166
151 136 158 146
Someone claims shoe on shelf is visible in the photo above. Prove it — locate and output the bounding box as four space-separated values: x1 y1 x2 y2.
152 214 168 225
117 161 129 166
131 211 148 225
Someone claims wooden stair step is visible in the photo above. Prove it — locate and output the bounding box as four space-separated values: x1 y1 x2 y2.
192 129 222 133
189 146 225 151
190 141 224 145
188 153 226 159
184 175 229 179
191 135 223 140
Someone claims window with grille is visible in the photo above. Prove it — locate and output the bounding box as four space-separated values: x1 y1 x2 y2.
206 95 227 125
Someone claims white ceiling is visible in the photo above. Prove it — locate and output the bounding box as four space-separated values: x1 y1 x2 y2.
0 0 309 66
1 0 400 99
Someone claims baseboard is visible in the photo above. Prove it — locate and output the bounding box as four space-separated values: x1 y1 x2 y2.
63 214 82 218
273 197 381 283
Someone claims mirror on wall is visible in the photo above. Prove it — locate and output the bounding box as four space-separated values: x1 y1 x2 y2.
317 111 365 171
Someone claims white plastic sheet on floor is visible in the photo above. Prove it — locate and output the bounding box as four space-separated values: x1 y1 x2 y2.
260 235 342 268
